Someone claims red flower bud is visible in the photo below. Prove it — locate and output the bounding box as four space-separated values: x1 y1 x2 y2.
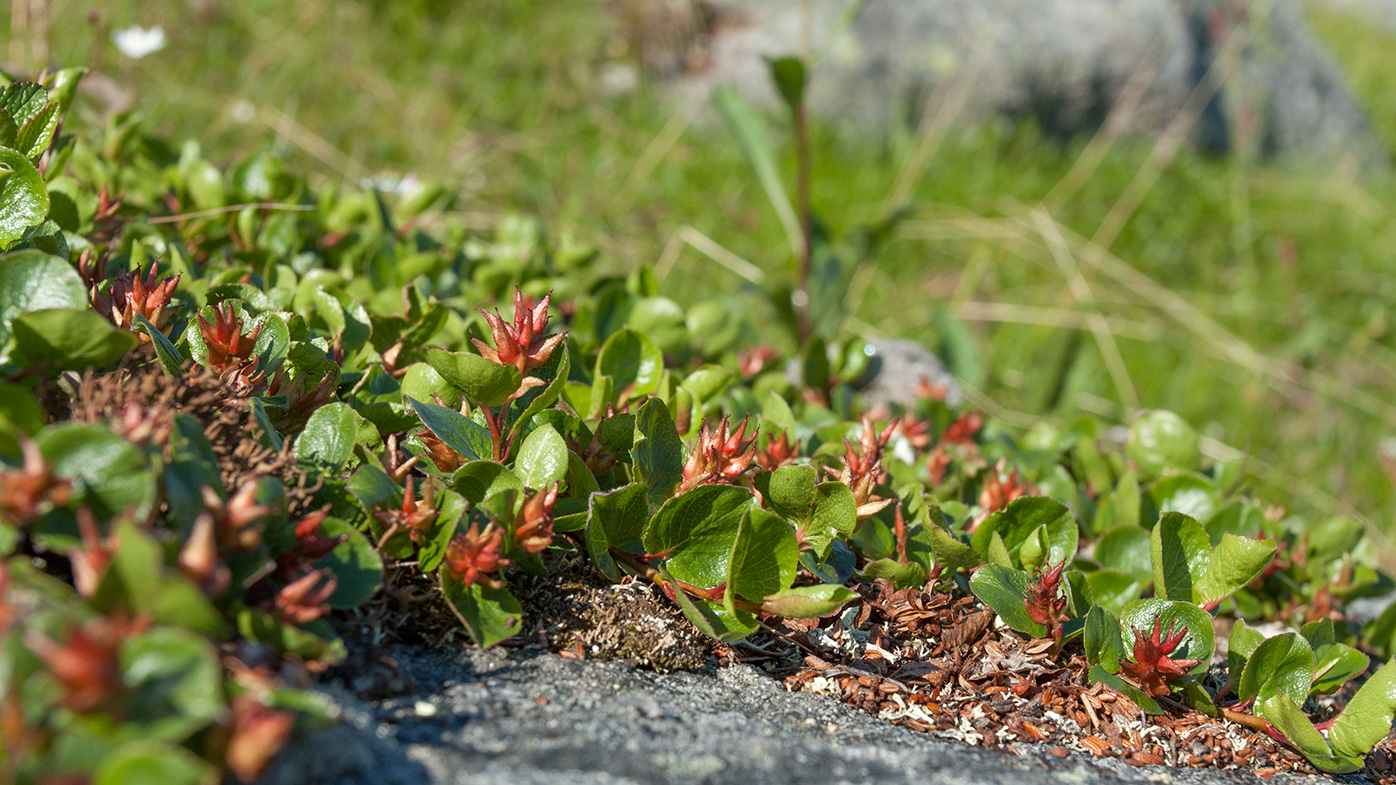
444 522 508 590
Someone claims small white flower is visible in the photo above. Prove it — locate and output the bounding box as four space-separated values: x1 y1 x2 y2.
111 25 168 60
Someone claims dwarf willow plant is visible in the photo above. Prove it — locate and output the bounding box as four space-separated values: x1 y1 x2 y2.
0 66 1395 783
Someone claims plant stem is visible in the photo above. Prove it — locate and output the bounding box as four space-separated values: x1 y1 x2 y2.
609 546 766 615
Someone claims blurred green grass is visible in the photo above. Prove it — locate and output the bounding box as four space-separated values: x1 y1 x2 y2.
21 0 1396 540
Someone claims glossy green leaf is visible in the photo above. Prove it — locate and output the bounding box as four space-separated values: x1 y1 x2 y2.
409 397 490 463
1227 618 1266 677
515 423 567 489
37 423 155 520
596 327 663 401
1094 525 1153 584
1238 632 1314 703
726 507 798 605
93 739 215 785
1328 659 1396 758
760 584 858 618
426 347 522 407
1118 598 1214 672
860 558 927 589
586 482 650 581
0 147 49 247
971 497 1078 570
631 398 684 505
131 313 186 372
295 402 359 469
314 517 384 609
666 568 759 642
929 526 980 573
1127 409 1200 478
1258 694 1362 773
1193 533 1274 607
642 484 754 590
969 563 1046 637
452 460 524 505
441 576 522 647
11 309 138 370
1084 604 1125 673
1150 512 1209 602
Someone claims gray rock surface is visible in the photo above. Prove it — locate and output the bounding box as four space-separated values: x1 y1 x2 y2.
631 0 1386 170
861 338 964 410
261 641 1352 785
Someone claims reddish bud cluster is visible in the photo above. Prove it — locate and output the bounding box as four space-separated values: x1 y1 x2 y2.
196 302 266 394
0 439 72 524
265 369 338 433
892 412 932 450
273 510 348 580
272 569 337 625
373 475 438 543
756 432 800 471
418 430 466 474
979 458 1033 514
91 261 180 338
830 417 896 519
737 345 779 377
1023 560 1068 639
941 411 983 446
1120 618 1203 697
225 693 296 782
25 615 147 713
203 483 270 552
445 522 509 590
513 483 559 554
69 510 118 598
472 288 566 377
678 416 756 493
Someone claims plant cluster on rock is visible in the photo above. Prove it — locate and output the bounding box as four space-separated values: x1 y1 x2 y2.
1 66 1395 784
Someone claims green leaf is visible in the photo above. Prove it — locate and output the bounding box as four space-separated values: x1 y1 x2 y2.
666 568 758 642
726 507 798 606
1329 659 1396 758
586 482 651 581
1094 525 1153 584
13 100 57 159
37 423 156 521
595 327 663 401
1088 665 1164 714
760 584 858 618
1227 618 1266 677
314 517 384 609
766 56 807 115
1193 533 1274 607
1147 473 1221 523
1127 409 1200 478
929 526 980 574
681 364 736 405
762 464 816 520
515 423 567 489
970 497 1078 571
0 147 49 247
1118 598 1214 673
401 362 461 408
1238 632 1314 703
452 461 524 505
408 397 490 462
295 402 359 469
631 398 684 505
10 308 137 370
93 739 215 785
642 484 755 590
711 85 801 258
1150 512 1209 602
1258 694 1362 773
1083 569 1144 616
1311 641 1369 695
131 313 186 372
969 563 1046 637
860 558 927 589
120 626 225 739
441 576 522 647
1084 605 1125 673
426 347 522 407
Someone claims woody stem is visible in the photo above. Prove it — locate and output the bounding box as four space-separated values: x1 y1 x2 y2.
608 546 766 615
